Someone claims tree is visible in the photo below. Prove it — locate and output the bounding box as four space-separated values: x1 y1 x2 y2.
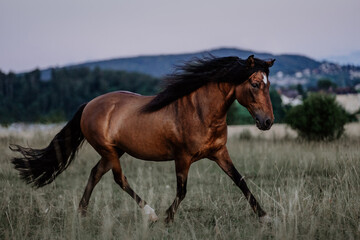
285 93 349 141
317 78 337 90
0 67 161 124
270 89 286 123
296 84 307 99
226 103 253 125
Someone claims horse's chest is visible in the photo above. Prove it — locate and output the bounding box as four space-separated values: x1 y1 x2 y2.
187 128 227 159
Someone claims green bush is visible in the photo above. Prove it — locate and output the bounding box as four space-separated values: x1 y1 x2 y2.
270 89 286 123
238 129 253 140
226 103 253 125
285 93 349 141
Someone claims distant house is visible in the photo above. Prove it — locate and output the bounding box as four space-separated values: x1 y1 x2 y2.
354 83 360 92
278 89 302 106
333 87 357 94
278 88 360 113
336 93 360 114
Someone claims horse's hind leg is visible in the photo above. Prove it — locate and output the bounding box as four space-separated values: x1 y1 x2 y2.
78 157 112 215
111 155 159 221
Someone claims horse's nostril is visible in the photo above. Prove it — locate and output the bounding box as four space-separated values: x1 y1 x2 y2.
265 119 271 128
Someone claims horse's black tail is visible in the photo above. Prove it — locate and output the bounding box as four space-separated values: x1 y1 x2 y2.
10 103 87 188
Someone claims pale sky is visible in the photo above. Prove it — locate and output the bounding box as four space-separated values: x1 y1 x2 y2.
0 0 359 72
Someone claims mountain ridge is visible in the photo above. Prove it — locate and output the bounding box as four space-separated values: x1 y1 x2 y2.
39 47 360 87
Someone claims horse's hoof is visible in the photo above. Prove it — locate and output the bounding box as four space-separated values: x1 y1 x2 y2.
164 216 173 225
143 205 159 222
259 214 272 224
164 209 174 225
148 212 159 222
78 207 88 217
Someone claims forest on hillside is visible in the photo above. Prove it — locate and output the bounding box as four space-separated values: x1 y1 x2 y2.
0 67 285 124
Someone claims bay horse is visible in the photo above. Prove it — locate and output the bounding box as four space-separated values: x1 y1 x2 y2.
10 55 275 223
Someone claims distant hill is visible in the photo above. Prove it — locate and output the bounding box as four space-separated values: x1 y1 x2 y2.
40 47 360 87
325 51 360 66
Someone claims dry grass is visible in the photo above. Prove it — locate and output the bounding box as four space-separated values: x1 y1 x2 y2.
1 124 360 239
228 122 360 139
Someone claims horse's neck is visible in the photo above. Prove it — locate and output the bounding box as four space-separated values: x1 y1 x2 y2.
189 82 235 123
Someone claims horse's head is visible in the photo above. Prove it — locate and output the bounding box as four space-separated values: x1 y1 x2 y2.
235 55 275 130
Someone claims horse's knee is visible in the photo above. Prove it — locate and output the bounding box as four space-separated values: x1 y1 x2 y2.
177 179 187 200
113 174 129 190
113 175 122 186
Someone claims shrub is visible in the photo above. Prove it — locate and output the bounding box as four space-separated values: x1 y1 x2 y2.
226 103 253 125
285 93 349 141
270 89 286 123
238 129 253 140
317 78 337 90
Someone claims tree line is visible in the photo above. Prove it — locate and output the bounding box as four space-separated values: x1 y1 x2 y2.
0 68 160 123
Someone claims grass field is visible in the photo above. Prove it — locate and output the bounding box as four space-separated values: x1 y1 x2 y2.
1 124 360 239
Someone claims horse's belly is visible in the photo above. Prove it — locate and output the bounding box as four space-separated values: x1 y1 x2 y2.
124 148 173 161
114 121 176 161
115 137 174 161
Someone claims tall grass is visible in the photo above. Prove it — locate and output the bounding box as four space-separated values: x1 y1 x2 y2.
0 124 359 239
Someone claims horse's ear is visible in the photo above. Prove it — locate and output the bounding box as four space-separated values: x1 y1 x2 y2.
246 55 255 68
266 59 276 68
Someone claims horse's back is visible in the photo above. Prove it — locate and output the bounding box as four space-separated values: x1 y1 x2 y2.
81 91 176 160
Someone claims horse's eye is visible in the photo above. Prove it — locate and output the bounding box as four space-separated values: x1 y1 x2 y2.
251 83 259 88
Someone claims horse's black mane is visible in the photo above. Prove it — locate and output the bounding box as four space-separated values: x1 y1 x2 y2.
142 55 270 113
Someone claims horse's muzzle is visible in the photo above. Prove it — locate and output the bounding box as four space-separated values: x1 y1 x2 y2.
255 115 273 131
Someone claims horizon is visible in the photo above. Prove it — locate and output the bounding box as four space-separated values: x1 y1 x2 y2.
1 0 359 73
1 46 323 74
3 46 359 75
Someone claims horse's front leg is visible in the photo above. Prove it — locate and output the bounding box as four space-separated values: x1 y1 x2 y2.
165 157 191 223
211 147 268 221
